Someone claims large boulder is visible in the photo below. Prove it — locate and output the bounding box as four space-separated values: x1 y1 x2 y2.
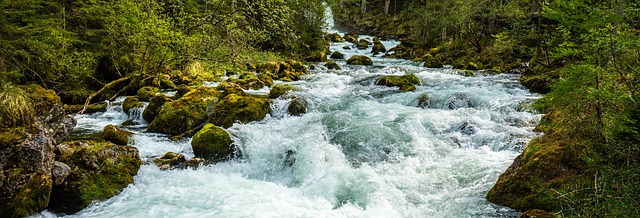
288 97 308 116
147 87 219 135
191 124 234 161
371 42 386 54
346 55 373 65
344 32 358 43
486 133 587 212
324 61 342 70
48 140 141 214
328 33 345 42
375 74 421 92
102 124 133 145
137 86 158 101
330 51 345 59
257 61 309 82
0 84 75 217
209 94 270 128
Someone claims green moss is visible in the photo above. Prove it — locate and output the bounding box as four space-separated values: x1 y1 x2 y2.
137 86 159 101
268 84 294 99
330 51 345 59
8 174 52 217
102 124 133 146
209 94 270 128
191 124 234 161
324 61 341 70
346 55 373 65
122 96 144 115
64 103 107 114
463 70 475 77
375 74 421 92
233 77 266 90
147 87 219 135
0 126 28 147
142 95 172 123
371 43 386 54
328 33 345 42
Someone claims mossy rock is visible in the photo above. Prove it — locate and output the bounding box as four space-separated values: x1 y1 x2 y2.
330 51 345 59
137 86 159 101
371 43 386 54
174 84 195 99
324 61 342 70
258 74 274 87
415 94 431 108
306 48 328 62
153 152 187 169
49 140 141 214
521 73 553 94
64 103 107 114
342 45 352 50
344 33 358 43
465 62 482 71
328 33 345 42
357 41 369 50
375 74 421 92
142 95 172 123
102 124 133 146
218 82 246 99
346 55 373 65
424 57 444 68
486 135 588 212
209 94 270 128
257 61 308 81
147 87 219 135
412 58 424 62
519 209 555 218
122 97 144 115
287 97 308 116
268 84 294 99
191 124 234 161
234 77 266 90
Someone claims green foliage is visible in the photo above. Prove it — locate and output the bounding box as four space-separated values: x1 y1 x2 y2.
0 84 34 128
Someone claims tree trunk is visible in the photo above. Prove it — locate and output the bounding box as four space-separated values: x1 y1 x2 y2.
361 0 367 13
384 0 390 15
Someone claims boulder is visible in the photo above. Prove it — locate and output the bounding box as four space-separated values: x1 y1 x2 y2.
371 42 386 54
415 94 431 108
64 103 107 114
122 96 144 115
328 33 345 42
153 152 186 170
519 209 555 218
173 84 195 99
147 87 219 135
346 55 373 65
209 94 270 128
102 124 133 145
234 77 266 90
324 61 342 70
342 46 351 50
142 94 172 123
268 84 294 99
375 74 421 92
137 86 158 101
330 51 345 59
258 74 274 87
424 56 444 68
191 124 234 161
183 158 206 169
48 140 141 214
344 32 358 43
357 41 369 50
0 84 75 217
257 61 309 81
288 97 308 116
52 161 71 186
218 82 246 99
486 134 586 212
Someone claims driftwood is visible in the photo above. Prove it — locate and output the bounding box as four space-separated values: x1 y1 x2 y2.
78 77 131 114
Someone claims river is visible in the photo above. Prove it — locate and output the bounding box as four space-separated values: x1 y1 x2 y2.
38 4 541 218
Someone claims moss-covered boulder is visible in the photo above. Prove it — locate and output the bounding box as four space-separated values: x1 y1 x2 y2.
102 124 133 145
424 56 444 68
328 33 345 42
174 84 195 99
153 152 187 170
64 103 107 114
324 61 342 70
122 97 144 115
147 87 219 135
48 140 141 214
258 74 274 87
209 94 270 128
344 32 358 43
0 84 75 217
288 97 308 116
137 86 159 101
486 133 587 212
142 95 172 123
371 42 386 54
257 61 309 81
342 45 351 50
191 124 234 161
268 84 295 99
375 74 421 92
330 51 345 59
520 71 554 94
357 41 370 50
218 82 246 99
346 55 373 65
234 77 266 90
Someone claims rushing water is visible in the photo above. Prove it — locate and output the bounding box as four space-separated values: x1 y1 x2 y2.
38 5 541 218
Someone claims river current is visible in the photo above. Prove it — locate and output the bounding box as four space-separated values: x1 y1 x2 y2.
38 5 541 218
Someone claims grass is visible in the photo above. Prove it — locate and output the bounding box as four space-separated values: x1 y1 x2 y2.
0 84 35 128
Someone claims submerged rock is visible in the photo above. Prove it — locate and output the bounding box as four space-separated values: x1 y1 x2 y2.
209 94 270 128
48 140 141 214
287 97 308 116
375 74 421 92
415 94 431 108
102 124 133 145
0 84 75 217
346 55 373 65
446 93 474 109
191 124 234 162
324 61 342 70
153 152 187 170
147 87 219 135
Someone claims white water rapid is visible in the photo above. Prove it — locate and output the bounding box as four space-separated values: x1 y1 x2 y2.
38 4 542 218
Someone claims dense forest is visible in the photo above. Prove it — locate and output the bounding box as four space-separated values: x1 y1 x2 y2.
0 0 327 105
328 0 640 216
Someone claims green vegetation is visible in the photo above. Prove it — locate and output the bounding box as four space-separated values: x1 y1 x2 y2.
0 0 327 105
328 0 639 215
191 123 234 161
